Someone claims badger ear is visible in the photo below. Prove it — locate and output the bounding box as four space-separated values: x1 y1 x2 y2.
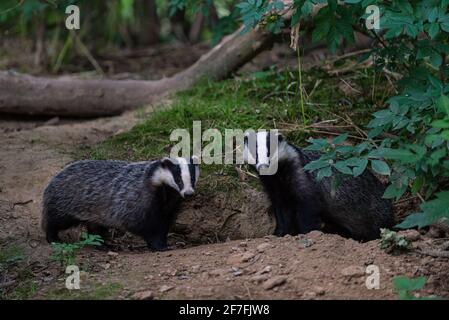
275 131 284 141
161 157 175 168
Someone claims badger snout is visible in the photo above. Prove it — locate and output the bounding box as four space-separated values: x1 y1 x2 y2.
181 189 194 199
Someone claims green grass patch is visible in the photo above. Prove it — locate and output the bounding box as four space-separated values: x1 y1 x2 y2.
88 66 392 193
0 245 25 266
5 277 38 300
0 245 38 300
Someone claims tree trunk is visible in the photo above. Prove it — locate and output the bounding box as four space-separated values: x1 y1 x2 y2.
0 27 275 117
134 0 160 46
33 16 47 71
189 12 204 44
170 9 190 42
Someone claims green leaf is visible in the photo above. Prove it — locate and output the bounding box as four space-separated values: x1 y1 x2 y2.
334 161 353 175
436 95 449 116
411 176 424 194
368 127 384 139
301 1 313 16
431 119 449 128
377 148 418 163
332 133 349 145
383 184 407 199
428 23 440 39
441 130 449 140
316 166 333 181
393 276 426 292
428 7 438 23
352 158 368 177
397 191 449 228
304 160 330 171
371 160 391 175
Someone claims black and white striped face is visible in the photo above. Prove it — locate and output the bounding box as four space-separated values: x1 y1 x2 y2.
154 157 200 198
243 131 281 175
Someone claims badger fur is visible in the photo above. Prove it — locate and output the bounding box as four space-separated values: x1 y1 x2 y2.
42 157 199 251
244 132 394 241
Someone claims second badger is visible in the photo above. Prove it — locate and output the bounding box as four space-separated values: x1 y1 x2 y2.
42 157 199 251
244 131 394 241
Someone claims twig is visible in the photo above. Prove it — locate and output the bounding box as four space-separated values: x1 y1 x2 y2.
340 78 362 94
244 282 253 300
418 249 449 258
382 70 399 94
326 60 373 76
393 196 419 205
13 199 33 207
220 210 242 231
417 240 449 258
262 91 296 100
307 79 322 99
293 128 367 141
324 49 372 66
382 68 402 81
74 32 105 76
370 30 387 48
0 0 24 15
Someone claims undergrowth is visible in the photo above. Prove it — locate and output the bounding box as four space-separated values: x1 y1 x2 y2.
89 66 392 194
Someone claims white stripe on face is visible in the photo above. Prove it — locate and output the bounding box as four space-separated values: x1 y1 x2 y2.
152 167 179 192
176 157 193 196
256 131 269 170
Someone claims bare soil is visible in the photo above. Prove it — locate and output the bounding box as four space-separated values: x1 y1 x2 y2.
1 44 448 300
1 103 448 300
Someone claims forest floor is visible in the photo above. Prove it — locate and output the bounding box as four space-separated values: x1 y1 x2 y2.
1 43 448 300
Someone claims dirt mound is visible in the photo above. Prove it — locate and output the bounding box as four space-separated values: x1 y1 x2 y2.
36 232 449 299
1 103 448 300
174 188 273 245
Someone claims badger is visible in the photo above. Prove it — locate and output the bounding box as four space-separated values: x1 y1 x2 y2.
243 131 394 241
41 157 199 251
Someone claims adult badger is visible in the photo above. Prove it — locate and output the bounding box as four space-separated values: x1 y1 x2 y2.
243 131 394 241
42 157 199 251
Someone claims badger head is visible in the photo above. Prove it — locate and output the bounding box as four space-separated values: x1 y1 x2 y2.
243 130 285 175
153 157 200 198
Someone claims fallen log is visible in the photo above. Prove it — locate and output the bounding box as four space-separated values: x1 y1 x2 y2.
0 26 275 117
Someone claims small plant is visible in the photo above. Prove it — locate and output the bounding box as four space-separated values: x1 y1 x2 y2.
51 232 104 266
393 276 441 300
380 228 411 253
0 245 26 298
394 276 426 300
0 245 25 268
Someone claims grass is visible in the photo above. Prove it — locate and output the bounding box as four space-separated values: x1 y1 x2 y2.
0 245 25 266
87 65 393 193
0 245 38 299
6 277 38 300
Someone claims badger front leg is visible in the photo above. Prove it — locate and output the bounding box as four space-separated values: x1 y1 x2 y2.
294 197 322 234
142 218 170 252
272 198 299 236
145 234 168 251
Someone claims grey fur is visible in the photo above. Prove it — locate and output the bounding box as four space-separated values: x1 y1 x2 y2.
42 158 199 250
